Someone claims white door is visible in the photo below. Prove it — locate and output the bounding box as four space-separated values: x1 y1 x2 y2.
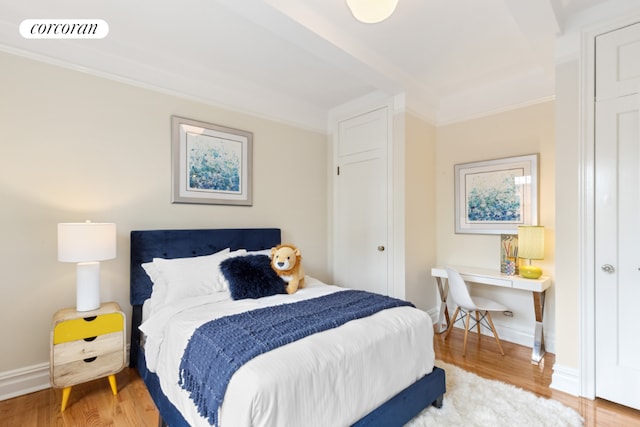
594 22 640 410
334 107 389 295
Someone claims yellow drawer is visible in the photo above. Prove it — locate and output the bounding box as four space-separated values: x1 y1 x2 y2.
51 351 125 388
53 331 123 364
53 313 124 344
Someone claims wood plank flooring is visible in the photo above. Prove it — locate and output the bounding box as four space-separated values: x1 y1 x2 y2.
1 329 639 426
0 369 159 427
435 328 640 427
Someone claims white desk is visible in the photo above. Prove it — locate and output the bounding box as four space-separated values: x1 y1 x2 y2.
431 266 551 364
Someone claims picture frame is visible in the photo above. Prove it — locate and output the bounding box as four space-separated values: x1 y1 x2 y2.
454 154 538 234
171 116 252 206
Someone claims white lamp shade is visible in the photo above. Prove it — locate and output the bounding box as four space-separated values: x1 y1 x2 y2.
346 0 399 23
517 226 544 260
58 222 116 262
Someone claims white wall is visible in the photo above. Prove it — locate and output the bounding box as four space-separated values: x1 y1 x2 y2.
435 101 556 350
0 51 328 377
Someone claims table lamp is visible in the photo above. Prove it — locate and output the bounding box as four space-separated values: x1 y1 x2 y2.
58 221 116 311
517 225 544 279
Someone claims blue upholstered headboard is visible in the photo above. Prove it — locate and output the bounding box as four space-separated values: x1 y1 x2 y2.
129 228 281 367
130 228 281 306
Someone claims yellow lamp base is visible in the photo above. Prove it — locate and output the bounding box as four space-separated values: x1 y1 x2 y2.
520 265 542 279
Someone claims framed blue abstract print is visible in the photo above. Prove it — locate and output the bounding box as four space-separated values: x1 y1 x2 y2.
171 116 252 206
454 154 538 234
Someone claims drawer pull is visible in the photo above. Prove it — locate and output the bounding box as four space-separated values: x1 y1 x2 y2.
83 357 97 363
84 336 97 342
83 316 97 322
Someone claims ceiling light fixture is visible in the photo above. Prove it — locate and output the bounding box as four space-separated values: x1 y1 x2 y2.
346 0 399 24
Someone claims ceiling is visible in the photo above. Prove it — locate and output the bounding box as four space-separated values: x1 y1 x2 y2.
0 0 620 132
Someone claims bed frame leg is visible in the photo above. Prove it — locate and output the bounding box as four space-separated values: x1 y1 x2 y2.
432 394 444 409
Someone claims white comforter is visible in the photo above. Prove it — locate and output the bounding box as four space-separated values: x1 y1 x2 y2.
139 277 435 427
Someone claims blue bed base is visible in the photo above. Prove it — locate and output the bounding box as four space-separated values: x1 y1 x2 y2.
129 228 445 426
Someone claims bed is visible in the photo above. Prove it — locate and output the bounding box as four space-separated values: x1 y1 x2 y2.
129 228 445 426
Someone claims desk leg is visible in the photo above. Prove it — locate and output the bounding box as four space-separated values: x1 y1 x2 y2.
435 277 450 334
532 290 546 364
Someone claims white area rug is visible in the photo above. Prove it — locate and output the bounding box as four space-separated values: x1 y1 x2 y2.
406 361 584 427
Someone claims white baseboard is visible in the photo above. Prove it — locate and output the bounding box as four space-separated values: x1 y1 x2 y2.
426 307 439 322
550 364 581 396
498 323 556 355
0 363 51 401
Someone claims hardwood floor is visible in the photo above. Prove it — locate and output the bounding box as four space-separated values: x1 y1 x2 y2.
2 331 639 426
0 369 159 427
435 328 640 427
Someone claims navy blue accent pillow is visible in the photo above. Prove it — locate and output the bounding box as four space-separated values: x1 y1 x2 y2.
220 255 286 300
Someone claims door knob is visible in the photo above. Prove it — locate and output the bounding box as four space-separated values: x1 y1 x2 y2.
601 264 615 273
377 245 385 252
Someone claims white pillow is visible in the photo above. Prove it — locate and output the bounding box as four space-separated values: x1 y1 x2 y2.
142 261 170 315
142 248 234 309
153 248 247 304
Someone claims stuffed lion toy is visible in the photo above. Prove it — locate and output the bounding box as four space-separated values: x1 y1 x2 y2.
270 244 305 294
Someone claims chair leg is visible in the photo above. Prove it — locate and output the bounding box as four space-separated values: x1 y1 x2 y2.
443 307 460 340
475 311 481 336
463 309 471 356
485 311 505 355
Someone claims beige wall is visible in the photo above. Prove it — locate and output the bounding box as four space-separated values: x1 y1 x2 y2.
435 101 557 349
0 51 328 372
553 59 580 369
0 48 569 385
404 113 437 311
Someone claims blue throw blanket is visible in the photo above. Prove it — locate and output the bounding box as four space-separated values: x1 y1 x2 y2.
178 290 414 425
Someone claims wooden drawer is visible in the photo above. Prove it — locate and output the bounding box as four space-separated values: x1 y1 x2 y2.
50 302 126 390
53 331 123 364
52 351 125 388
53 313 124 344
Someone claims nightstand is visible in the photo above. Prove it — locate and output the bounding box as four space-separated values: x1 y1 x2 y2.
50 301 126 412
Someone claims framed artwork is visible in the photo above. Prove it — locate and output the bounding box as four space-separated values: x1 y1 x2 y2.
171 116 252 206
454 154 538 234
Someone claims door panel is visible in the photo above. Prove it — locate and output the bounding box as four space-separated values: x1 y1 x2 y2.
595 95 640 408
334 107 388 295
596 23 640 100
594 21 640 409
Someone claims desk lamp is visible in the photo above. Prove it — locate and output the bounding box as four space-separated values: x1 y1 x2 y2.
517 225 544 279
58 221 116 311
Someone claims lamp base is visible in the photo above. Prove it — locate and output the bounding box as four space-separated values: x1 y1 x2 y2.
76 262 101 311
520 264 542 279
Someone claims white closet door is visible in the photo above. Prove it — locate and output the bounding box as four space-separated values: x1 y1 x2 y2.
334 107 389 295
594 22 640 410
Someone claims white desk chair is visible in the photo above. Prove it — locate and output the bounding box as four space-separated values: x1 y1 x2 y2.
443 267 506 356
